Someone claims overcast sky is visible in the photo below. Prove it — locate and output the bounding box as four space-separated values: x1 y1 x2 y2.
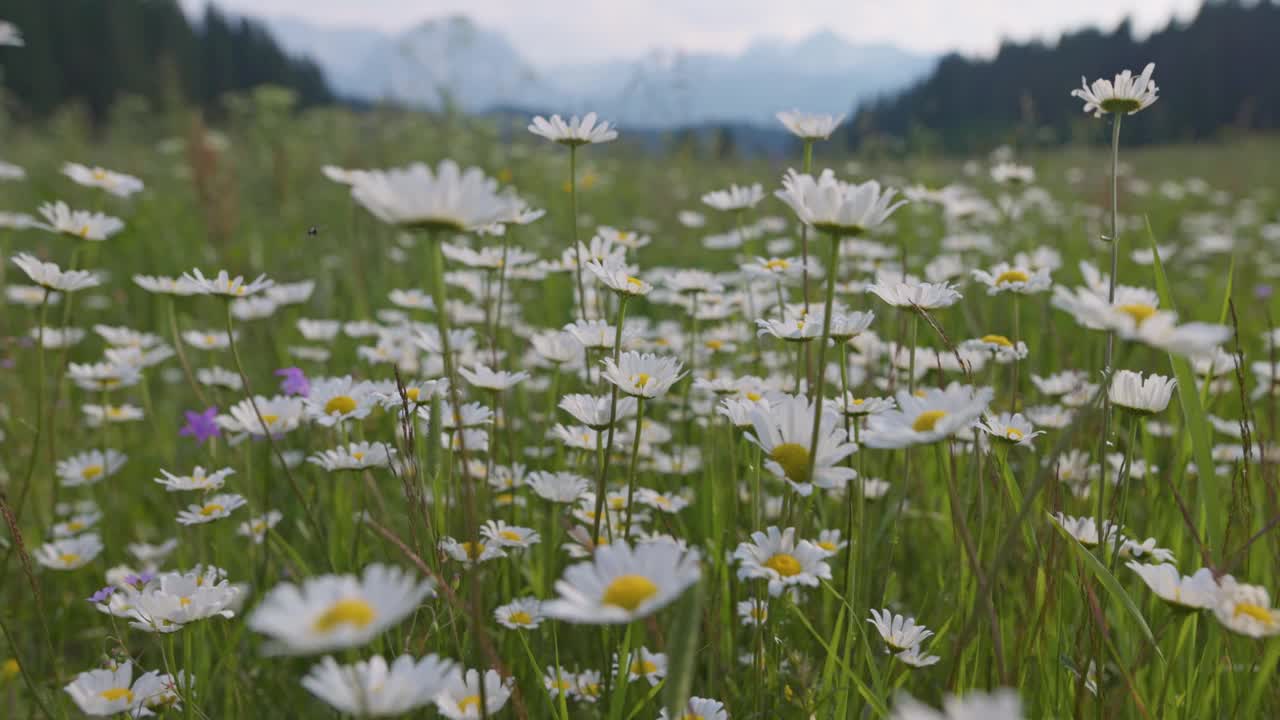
179 0 1203 66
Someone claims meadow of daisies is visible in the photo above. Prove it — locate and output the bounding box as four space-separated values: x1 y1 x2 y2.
2 62 1280 719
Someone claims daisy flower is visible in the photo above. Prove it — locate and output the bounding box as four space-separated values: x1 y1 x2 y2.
438 537 507 566
868 608 935 651
839 394 896 417
302 654 460 718
238 510 284 544
247 564 435 654
1050 513 1121 548
585 256 653 296
181 269 274 297
734 526 832 597
862 384 993 449
133 273 200 296
154 466 235 492
176 493 247 525
1213 576 1280 637
618 646 667 686
889 689 1024 720
63 662 170 717
480 520 540 549
82 403 144 426
1108 370 1175 414
528 112 617 145
305 376 377 426
775 171 906 235
221 395 305 436
11 252 100 292
542 541 702 624
1126 562 1218 610
897 644 942 668
1072 63 1159 117
433 668 514 719
37 201 124 240
62 162 144 197
458 364 529 391
528 471 590 503
126 569 243 632
601 352 685 398
51 511 102 538
57 449 127 487
702 183 765 212
746 393 857 495
868 279 963 310
976 413 1044 448
35 533 103 570
737 598 769 626
558 393 637 430
972 263 1052 295
309 442 395 471
990 162 1035 185
494 597 544 629
777 110 844 140
349 160 522 231
0 22 22 47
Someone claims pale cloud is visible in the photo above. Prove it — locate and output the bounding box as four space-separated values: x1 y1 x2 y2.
180 0 1202 66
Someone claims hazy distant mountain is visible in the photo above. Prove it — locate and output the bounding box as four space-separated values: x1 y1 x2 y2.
262 15 936 128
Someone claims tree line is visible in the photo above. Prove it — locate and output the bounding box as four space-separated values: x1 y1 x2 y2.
849 0 1280 153
0 0 332 124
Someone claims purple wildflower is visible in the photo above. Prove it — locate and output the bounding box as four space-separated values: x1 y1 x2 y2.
275 367 310 397
88 586 115 603
179 407 220 444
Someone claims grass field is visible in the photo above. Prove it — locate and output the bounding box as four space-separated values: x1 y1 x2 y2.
2 87 1280 719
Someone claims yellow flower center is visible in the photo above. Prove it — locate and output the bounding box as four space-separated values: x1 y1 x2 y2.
261 414 279 426
818 541 837 551
981 334 1013 347
499 530 523 543
99 688 134 703
81 464 104 481
633 373 652 389
59 553 80 565
1 659 18 677
1117 303 1157 325
631 659 659 675
66 521 85 532
78 225 91 238
352 452 365 461
312 598 377 633
705 339 724 350
994 269 1029 285
770 443 811 485
462 542 486 559
745 391 762 402
406 387 421 401
180 596 192 607
200 503 224 516
509 611 533 625
764 553 802 577
766 258 790 271
913 410 948 432
626 276 644 287
1234 602 1278 626
602 574 659 611
1006 428 1024 441
458 695 482 712
205 334 217 345
324 395 357 416
107 406 125 418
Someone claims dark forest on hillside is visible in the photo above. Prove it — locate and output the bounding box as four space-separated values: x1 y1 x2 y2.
850 0 1280 151
0 0 331 124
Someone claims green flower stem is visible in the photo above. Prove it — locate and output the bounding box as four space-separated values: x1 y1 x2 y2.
622 397 646 540
804 232 841 487
592 296 629 546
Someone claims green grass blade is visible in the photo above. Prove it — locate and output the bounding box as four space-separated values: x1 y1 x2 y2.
661 578 704 718
1049 515 1163 661
1146 216 1223 558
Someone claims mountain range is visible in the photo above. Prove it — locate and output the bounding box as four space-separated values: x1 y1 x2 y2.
263 15 936 129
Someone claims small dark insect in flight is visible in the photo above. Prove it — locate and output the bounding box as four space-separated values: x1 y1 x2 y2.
307 226 321 236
